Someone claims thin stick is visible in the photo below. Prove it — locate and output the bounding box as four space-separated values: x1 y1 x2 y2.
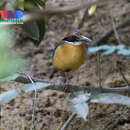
96 52 102 89
95 14 103 90
78 8 88 29
110 11 129 88
116 62 129 87
95 17 130 45
26 75 37 130
60 113 77 130
110 10 121 44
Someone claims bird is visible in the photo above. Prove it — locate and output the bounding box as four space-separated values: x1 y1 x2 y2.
52 29 92 73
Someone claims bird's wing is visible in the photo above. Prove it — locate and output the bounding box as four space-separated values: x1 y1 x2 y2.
52 40 65 59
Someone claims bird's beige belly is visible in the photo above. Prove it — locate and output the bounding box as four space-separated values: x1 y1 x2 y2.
52 43 86 72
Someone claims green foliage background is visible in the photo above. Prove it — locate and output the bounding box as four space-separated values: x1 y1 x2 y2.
0 25 24 78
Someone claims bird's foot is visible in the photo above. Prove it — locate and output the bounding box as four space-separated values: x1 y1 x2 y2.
63 83 69 92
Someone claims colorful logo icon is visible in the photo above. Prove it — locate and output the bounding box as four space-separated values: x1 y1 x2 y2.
0 10 23 24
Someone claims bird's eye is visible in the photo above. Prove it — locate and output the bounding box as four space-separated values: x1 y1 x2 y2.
63 35 79 42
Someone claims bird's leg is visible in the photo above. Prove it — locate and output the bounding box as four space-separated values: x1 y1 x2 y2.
65 72 70 85
62 72 71 92
96 52 103 92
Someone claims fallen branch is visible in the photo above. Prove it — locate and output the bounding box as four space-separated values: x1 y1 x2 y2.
14 74 130 94
94 17 130 45
23 0 105 23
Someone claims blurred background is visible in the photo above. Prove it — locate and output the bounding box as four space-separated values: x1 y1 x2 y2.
0 0 130 129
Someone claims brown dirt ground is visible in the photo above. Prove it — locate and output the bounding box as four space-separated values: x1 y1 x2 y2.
1 0 130 130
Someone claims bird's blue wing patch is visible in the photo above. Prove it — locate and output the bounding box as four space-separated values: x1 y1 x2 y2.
52 47 57 59
52 41 64 59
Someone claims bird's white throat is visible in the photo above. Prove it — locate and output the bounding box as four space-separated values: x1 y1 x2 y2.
66 41 82 45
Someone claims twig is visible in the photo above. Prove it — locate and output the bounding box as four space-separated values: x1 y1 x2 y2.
110 10 121 44
78 8 88 29
94 17 130 45
116 62 129 87
60 113 77 130
14 74 130 94
96 52 102 89
26 75 37 130
23 0 105 23
94 14 103 90
56 122 63 130
109 11 129 88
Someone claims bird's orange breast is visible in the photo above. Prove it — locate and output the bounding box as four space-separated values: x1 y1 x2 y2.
52 43 86 72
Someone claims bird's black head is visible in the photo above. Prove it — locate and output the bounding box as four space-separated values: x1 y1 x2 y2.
62 35 80 42
62 29 92 43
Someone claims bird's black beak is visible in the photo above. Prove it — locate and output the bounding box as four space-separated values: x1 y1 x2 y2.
80 35 92 42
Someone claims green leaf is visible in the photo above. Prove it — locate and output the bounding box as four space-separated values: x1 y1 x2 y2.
24 0 45 10
21 82 51 92
0 1 7 10
24 0 45 9
23 20 45 46
24 0 38 10
0 89 19 104
0 73 19 82
88 5 97 16
24 0 46 46
23 21 40 41
34 20 45 46
36 0 45 8
91 93 130 106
